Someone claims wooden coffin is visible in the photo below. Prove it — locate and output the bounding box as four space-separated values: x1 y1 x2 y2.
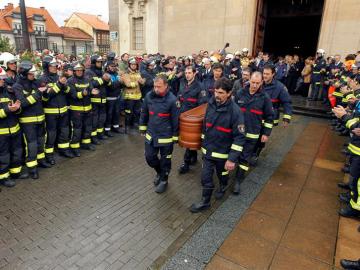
179 103 208 150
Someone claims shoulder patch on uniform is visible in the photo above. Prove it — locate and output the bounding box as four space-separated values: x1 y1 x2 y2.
238 124 245 133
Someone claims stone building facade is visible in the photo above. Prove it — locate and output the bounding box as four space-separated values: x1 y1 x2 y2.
109 0 360 58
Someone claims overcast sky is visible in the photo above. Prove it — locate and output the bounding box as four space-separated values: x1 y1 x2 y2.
1 0 109 26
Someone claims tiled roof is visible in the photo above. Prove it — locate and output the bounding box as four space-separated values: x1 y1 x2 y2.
61 27 93 40
74 12 109 31
0 5 62 35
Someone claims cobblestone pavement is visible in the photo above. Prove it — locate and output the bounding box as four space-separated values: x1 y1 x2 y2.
0 115 312 270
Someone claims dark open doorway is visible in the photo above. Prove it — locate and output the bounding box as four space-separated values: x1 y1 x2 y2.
254 0 325 58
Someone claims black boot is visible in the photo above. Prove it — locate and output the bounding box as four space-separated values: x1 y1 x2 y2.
92 137 100 145
153 174 161 186
190 155 198 165
46 155 56 166
72 149 81 157
339 205 360 218
11 170 29 179
112 127 123 134
214 183 227 200
0 178 16 187
98 133 107 140
339 192 351 203
338 182 350 190
155 180 168 194
38 160 52 168
190 189 212 213
82 144 96 151
60 149 75 158
29 168 39 179
178 163 190 174
233 168 245 195
105 131 114 137
340 258 360 270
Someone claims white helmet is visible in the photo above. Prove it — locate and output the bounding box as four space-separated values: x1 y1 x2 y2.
28 65 37 74
202 58 211 65
0 52 17 67
0 65 7 79
210 56 218 63
242 48 249 53
317 49 325 56
225 54 234 60
234 51 241 56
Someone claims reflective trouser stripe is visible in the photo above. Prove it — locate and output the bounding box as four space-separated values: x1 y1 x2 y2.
350 178 360 211
26 160 38 168
9 166 21 174
58 143 70 149
45 148 54 154
91 131 97 136
0 172 10 179
82 139 91 144
97 128 104 133
37 153 45 159
70 143 80 149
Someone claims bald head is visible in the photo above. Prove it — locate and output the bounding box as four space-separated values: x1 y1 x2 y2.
249 71 263 93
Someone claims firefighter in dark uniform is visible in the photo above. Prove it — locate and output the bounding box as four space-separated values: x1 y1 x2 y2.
3 54 18 88
40 56 74 164
0 67 24 187
139 74 179 194
104 61 123 136
85 55 111 142
310 49 327 101
13 61 50 179
62 63 74 79
140 60 156 98
333 80 360 219
203 62 224 99
177 65 207 174
190 77 246 213
251 64 292 164
233 71 274 194
67 62 98 156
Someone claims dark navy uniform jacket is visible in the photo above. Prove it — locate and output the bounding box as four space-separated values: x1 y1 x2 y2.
263 79 292 124
139 90 179 147
234 87 274 138
177 78 206 113
201 96 246 163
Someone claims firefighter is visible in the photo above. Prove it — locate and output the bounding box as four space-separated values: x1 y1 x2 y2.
0 66 24 187
0 53 18 87
139 74 179 194
309 49 327 101
233 71 274 194
177 65 207 174
62 63 74 79
104 60 123 136
140 59 156 98
13 61 50 179
85 55 111 142
190 77 246 213
122 57 145 129
203 62 224 99
67 62 98 156
250 64 292 165
40 56 74 164
333 85 360 219
262 64 292 126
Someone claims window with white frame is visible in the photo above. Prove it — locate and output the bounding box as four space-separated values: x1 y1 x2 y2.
132 17 144 51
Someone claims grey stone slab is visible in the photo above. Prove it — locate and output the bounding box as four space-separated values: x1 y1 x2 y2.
161 252 205 270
